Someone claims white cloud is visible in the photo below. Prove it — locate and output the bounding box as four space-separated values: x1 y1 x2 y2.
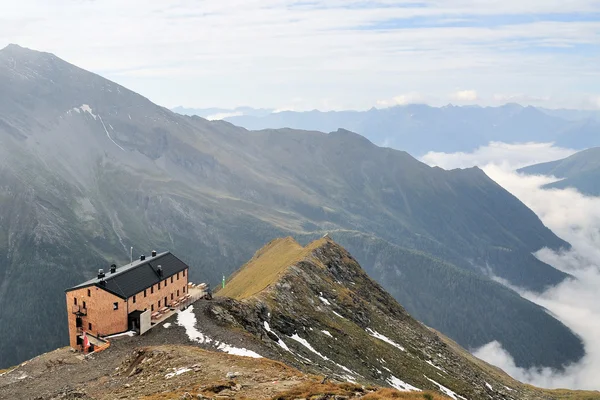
423 143 600 390
450 89 479 102
377 92 428 107
0 1 598 110
205 111 243 121
472 168 600 389
422 141 576 170
492 93 550 105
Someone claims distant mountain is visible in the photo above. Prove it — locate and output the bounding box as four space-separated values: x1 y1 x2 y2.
0 44 582 371
3 238 598 399
171 105 274 120
519 147 600 196
224 104 600 155
540 108 600 122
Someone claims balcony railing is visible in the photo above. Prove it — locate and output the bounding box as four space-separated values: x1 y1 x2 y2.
72 304 87 316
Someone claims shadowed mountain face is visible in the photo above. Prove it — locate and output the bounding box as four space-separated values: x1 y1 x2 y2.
0 44 583 370
519 147 600 196
219 105 600 155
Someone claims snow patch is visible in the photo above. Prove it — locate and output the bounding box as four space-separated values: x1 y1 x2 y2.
98 115 125 151
105 331 136 339
163 323 172 328
319 292 331 305
263 321 291 352
367 328 405 351
290 334 328 360
177 306 262 358
80 104 97 119
426 360 445 373
485 382 493 391
165 367 191 379
332 310 344 319
321 330 333 337
387 375 421 392
425 376 467 400
290 333 355 375
216 343 262 358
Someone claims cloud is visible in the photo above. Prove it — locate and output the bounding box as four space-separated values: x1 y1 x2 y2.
423 143 600 390
422 141 576 170
205 111 243 121
377 92 428 107
1 1 599 110
472 168 600 390
492 93 550 104
450 90 479 102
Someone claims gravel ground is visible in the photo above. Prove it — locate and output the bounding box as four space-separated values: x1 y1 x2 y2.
0 298 288 400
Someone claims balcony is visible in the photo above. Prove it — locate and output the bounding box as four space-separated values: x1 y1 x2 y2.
72 304 87 316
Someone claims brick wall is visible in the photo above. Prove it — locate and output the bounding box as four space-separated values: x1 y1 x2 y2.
65 268 189 350
127 268 189 314
65 286 127 349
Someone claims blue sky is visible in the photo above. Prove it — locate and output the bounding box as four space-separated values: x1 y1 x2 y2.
1 0 599 111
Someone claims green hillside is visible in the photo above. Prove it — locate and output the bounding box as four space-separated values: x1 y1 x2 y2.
519 147 600 196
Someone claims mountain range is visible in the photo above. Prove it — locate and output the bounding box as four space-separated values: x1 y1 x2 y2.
0 44 583 372
2 237 598 399
171 105 600 156
519 147 600 196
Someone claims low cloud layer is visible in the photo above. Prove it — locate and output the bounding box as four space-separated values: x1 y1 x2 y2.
422 141 576 170
422 143 600 390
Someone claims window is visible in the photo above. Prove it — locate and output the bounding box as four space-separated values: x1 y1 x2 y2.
177 289 180 297
164 279 167 287
144 289 147 298
88 322 92 330
151 305 154 312
177 272 180 280
183 269 186 277
87 289 91 297
164 296 167 306
113 302 119 310
151 286 154 294
74 298 77 305
158 300 161 308
171 293 174 300
83 301 86 309
171 276 173 283
133 295 136 304
158 282 161 290
183 286 186 293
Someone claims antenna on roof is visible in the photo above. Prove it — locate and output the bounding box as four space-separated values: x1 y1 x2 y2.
130 246 133 263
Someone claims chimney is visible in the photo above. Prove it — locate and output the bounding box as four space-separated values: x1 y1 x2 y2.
140 255 146 261
151 250 157 257
110 264 117 274
98 269 105 279
157 265 163 277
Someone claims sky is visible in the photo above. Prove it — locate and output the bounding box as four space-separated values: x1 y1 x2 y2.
1 0 600 111
423 144 600 390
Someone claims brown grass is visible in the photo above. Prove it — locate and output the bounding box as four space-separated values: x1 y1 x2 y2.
271 381 450 400
218 237 329 300
363 390 450 400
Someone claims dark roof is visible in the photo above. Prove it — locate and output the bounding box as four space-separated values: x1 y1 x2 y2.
65 252 189 299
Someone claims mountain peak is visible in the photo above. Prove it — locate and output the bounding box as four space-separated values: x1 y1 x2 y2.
218 236 335 300
0 43 42 56
210 237 551 398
